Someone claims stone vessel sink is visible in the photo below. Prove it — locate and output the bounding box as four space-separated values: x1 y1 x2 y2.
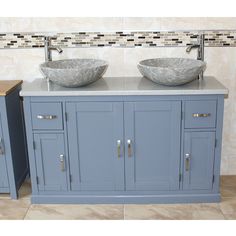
40 59 108 87
137 58 206 86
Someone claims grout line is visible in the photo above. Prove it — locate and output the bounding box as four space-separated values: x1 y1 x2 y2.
23 204 31 220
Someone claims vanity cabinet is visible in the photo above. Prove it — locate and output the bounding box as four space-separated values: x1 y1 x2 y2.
22 95 225 204
0 81 28 199
21 76 227 204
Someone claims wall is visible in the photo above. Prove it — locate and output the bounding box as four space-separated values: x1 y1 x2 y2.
0 17 236 174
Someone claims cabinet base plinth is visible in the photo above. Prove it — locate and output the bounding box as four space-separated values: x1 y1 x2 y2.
31 193 221 204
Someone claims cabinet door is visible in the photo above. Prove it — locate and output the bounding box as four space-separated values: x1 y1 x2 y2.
33 133 67 191
124 101 181 191
0 116 9 189
183 132 215 190
66 102 124 191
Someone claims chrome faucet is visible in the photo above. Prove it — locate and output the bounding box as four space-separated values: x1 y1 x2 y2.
44 36 63 62
186 33 205 79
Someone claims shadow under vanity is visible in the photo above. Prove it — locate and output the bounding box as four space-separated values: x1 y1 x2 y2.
19 76 228 204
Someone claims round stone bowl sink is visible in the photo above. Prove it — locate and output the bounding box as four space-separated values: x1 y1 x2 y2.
40 59 108 87
137 58 206 86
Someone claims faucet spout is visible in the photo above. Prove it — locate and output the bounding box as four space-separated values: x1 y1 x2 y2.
44 36 63 62
49 46 63 54
186 44 200 53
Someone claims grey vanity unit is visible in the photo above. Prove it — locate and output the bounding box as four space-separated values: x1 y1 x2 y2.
20 76 228 204
0 80 28 199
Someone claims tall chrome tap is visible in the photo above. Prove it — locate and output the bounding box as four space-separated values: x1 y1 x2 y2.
186 33 205 79
44 36 63 62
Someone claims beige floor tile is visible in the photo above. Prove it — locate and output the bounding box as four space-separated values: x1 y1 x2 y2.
18 178 32 199
220 185 236 198
221 175 236 187
0 198 30 220
219 197 236 215
191 203 225 220
124 203 225 220
0 193 11 200
25 204 124 220
223 213 236 220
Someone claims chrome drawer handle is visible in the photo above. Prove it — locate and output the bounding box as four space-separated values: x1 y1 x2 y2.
185 153 191 171
117 140 121 158
192 113 211 118
59 154 65 171
0 138 4 155
37 115 57 120
127 139 132 157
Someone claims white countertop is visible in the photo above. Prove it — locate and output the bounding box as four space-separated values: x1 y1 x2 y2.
20 76 228 97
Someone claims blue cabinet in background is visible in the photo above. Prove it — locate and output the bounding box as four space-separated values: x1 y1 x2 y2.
0 117 9 190
0 82 28 199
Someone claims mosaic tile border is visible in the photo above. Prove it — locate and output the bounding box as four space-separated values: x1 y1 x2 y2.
0 30 236 49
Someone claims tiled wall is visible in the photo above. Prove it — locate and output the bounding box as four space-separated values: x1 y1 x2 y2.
0 17 236 175
1 30 236 49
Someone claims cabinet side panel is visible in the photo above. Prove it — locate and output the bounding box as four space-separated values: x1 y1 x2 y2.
5 87 29 191
213 95 225 193
23 97 38 194
0 108 9 190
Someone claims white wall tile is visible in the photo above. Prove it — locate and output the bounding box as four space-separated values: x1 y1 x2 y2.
0 17 235 174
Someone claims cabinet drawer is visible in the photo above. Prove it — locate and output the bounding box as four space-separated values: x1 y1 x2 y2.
31 102 63 130
184 100 217 129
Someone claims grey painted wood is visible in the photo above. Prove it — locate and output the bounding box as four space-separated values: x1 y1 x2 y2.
66 102 124 191
184 100 217 129
21 94 225 204
212 95 225 193
5 88 29 190
31 102 63 130
23 97 39 195
0 113 9 190
124 101 181 191
183 131 215 190
0 87 28 199
29 94 219 102
33 133 68 191
30 193 220 204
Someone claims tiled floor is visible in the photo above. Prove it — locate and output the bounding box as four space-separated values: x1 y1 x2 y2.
0 176 236 220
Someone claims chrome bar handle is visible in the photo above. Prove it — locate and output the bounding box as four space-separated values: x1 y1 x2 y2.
117 140 121 158
127 139 132 157
185 153 191 171
0 138 4 155
192 113 211 118
59 154 65 171
37 115 57 120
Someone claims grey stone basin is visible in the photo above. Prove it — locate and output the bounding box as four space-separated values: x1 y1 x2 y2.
137 58 206 86
40 59 108 87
